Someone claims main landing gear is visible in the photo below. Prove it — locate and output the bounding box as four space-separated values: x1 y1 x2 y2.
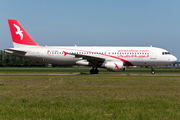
151 66 155 75
90 67 99 74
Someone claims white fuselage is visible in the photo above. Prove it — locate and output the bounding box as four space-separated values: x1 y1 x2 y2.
7 46 176 67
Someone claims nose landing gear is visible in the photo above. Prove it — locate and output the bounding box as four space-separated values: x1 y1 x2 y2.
151 66 155 75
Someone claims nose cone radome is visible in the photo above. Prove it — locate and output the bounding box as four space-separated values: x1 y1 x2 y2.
171 55 177 63
173 56 177 62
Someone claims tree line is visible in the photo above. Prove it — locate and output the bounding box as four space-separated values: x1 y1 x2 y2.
0 50 47 67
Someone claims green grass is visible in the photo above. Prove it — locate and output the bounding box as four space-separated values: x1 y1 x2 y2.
0 75 180 119
0 67 180 74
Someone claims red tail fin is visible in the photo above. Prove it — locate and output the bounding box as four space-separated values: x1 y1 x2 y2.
8 19 40 47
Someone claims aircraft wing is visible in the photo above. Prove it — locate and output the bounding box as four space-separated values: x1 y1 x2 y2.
67 52 106 65
4 48 27 53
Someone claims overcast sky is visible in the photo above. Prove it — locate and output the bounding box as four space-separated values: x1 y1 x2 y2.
1 0 180 60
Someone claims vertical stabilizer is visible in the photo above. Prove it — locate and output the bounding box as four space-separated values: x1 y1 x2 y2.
8 19 40 48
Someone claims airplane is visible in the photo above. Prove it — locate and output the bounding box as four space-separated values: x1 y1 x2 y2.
4 19 177 74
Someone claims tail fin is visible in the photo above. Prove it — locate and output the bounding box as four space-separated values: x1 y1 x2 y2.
8 19 40 48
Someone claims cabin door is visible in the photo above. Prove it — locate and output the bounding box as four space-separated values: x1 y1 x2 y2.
151 48 156 59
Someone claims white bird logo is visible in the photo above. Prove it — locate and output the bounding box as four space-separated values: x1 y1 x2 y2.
13 24 23 40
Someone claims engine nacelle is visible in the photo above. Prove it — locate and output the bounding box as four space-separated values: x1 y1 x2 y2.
105 62 126 72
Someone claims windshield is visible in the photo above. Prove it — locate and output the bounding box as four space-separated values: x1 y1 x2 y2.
162 52 170 55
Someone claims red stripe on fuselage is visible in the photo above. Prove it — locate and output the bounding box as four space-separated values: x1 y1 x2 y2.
49 47 134 66
63 51 68 56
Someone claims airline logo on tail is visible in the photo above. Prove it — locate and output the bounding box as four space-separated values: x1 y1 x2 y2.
13 24 23 40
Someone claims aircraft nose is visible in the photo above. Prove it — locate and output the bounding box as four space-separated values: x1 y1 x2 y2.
168 55 177 64
173 56 177 62
171 55 177 63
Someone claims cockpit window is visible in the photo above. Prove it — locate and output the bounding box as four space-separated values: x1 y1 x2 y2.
162 52 170 55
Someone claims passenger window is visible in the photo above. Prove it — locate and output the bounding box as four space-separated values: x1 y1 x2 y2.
55 50 58 54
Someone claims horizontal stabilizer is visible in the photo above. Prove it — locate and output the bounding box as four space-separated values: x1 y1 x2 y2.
4 48 27 53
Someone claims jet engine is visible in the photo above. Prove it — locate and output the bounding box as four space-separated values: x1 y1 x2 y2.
104 61 126 72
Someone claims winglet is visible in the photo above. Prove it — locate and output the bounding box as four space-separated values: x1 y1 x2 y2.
8 19 40 48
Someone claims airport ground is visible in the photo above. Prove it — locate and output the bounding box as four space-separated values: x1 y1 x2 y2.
0 67 180 119
0 66 180 74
